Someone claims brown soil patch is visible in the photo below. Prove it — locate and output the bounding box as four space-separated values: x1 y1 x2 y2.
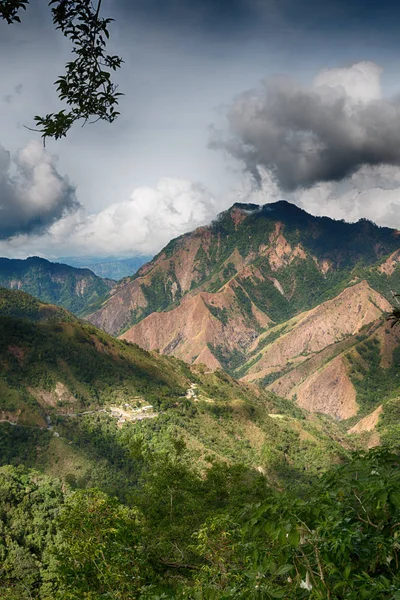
348 405 383 434
378 249 400 275
244 281 391 383
294 355 358 420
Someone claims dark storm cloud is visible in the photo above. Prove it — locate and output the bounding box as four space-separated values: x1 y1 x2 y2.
211 68 400 190
117 0 257 33
116 0 400 39
0 142 80 240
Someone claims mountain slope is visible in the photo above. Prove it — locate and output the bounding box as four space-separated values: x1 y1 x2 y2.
0 256 114 316
239 281 391 413
121 281 271 369
0 289 351 495
0 287 77 323
83 201 400 422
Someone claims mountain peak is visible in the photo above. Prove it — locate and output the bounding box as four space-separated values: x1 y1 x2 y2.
225 200 322 229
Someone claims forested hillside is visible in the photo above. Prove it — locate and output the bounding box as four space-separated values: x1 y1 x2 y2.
0 256 113 316
1 289 400 598
0 288 347 494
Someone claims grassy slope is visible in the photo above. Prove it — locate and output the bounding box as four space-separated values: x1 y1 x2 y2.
0 287 77 323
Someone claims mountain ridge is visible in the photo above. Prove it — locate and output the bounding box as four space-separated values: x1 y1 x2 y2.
86 200 400 422
56 254 151 280
88 200 400 334
0 256 114 316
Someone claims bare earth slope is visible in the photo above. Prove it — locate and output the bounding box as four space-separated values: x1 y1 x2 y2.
121 280 270 367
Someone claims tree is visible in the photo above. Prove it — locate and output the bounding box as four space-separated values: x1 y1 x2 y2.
189 449 400 599
0 0 123 142
51 489 145 600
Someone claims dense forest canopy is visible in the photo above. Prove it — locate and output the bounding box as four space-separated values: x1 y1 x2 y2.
1 448 400 599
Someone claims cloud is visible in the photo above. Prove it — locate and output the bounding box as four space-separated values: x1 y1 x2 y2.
3 164 400 261
0 177 217 257
212 61 400 190
0 141 79 240
233 163 400 231
292 164 400 226
70 178 216 255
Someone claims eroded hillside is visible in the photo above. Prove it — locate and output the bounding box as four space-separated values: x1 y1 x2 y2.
83 202 400 422
87 201 400 337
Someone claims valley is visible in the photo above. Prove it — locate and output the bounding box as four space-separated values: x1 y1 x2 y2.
1 202 400 598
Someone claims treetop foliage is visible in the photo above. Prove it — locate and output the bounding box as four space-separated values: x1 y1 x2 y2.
0 0 123 141
2 449 400 598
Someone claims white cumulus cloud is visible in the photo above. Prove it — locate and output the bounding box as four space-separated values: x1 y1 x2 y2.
0 177 217 257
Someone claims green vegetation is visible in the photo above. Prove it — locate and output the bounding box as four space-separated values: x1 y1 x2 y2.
0 287 76 323
2 448 400 598
0 289 348 497
2 288 400 597
205 302 229 325
1 0 123 141
0 315 190 419
346 334 400 414
138 269 182 324
0 257 112 317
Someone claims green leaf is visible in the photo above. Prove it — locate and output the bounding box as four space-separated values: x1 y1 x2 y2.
276 564 293 576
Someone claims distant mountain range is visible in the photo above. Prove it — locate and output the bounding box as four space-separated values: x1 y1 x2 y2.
57 255 151 280
0 256 113 316
85 200 400 437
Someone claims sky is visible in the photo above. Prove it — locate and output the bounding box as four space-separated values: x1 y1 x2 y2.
2 0 400 258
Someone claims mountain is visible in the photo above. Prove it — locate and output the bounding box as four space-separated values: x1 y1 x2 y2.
86 201 400 422
87 201 400 336
0 256 114 316
57 254 152 280
0 288 350 496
